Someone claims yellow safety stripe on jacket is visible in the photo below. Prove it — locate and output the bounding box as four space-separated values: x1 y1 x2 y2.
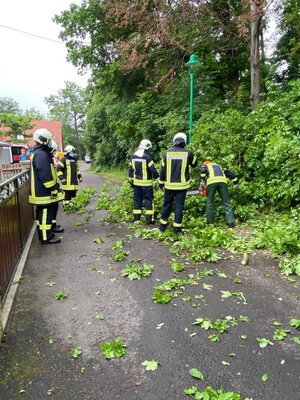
31 155 36 198
62 184 79 191
29 192 64 205
132 158 153 186
66 160 71 187
164 181 190 190
206 163 227 185
58 160 64 168
165 151 190 190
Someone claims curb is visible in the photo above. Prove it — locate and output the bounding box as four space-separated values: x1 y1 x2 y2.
0 224 36 339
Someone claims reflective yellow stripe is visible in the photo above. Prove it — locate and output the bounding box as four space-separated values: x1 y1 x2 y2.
44 179 56 188
42 208 47 240
66 161 71 187
165 181 190 190
206 163 227 185
173 222 182 227
31 155 36 198
133 209 142 214
133 180 152 187
58 161 64 167
181 157 187 184
207 176 227 185
145 210 154 215
160 219 168 225
29 192 64 204
148 160 154 167
62 185 79 190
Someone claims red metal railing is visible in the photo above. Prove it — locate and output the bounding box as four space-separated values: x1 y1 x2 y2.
0 170 34 304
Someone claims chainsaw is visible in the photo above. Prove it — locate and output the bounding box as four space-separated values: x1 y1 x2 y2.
187 183 207 196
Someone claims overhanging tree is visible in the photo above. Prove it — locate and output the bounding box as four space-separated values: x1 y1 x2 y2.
44 81 87 159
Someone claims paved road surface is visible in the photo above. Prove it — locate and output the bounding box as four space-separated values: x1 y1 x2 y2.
0 164 299 399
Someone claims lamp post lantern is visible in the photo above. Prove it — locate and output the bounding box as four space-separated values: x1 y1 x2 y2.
185 54 200 144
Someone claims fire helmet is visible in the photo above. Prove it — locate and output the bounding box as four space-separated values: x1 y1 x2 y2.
139 139 152 150
33 128 53 145
173 132 187 145
64 145 75 153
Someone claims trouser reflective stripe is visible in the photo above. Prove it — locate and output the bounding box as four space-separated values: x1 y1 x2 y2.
36 204 57 242
206 182 234 226
133 186 154 221
161 189 187 226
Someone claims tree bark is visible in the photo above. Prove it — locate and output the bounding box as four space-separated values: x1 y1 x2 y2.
250 0 262 110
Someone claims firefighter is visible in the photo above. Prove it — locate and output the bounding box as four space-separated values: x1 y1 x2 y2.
49 140 64 234
200 158 238 229
128 139 159 224
57 145 82 209
29 129 64 244
159 132 197 234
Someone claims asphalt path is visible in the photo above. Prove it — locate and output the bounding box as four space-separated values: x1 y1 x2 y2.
0 164 299 400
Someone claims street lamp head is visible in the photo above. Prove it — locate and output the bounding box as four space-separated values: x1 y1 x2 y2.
185 54 200 69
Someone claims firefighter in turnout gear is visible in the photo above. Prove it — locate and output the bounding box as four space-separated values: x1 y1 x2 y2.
49 140 64 234
57 145 82 209
200 158 238 229
159 132 197 234
128 139 159 224
29 129 64 244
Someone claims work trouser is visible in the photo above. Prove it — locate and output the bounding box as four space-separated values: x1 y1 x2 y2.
52 202 59 229
133 186 154 223
63 190 77 208
206 182 234 226
36 203 58 242
160 189 187 233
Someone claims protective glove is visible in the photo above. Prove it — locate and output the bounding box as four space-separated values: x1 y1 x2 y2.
159 183 165 192
78 175 83 183
59 178 66 185
50 189 58 199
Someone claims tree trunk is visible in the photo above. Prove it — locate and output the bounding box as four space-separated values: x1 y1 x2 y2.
250 0 262 110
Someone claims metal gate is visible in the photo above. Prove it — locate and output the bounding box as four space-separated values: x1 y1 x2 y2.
0 170 34 304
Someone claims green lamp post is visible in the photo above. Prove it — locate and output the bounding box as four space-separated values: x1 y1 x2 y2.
185 54 200 144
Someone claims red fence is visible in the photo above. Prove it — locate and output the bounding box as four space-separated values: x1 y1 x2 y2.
0 170 34 304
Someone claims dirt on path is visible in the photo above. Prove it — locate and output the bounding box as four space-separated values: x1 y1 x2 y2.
0 164 299 400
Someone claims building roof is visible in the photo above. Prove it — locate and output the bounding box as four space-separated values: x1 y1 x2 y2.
0 120 63 150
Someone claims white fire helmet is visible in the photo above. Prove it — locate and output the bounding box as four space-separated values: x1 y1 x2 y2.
64 145 75 153
139 139 152 150
33 128 53 145
173 132 187 145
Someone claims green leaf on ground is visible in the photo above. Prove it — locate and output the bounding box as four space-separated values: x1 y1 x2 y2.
289 319 300 329
54 291 67 300
273 329 290 341
156 323 165 330
93 236 104 244
189 368 204 380
262 373 269 382
256 338 274 348
208 334 220 342
100 339 126 359
71 347 82 359
141 359 159 371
